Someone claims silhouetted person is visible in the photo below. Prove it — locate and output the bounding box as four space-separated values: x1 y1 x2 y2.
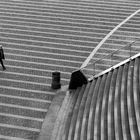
0 46 6 70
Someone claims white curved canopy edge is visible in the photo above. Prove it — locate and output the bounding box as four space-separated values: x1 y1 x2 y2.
80 9 140 69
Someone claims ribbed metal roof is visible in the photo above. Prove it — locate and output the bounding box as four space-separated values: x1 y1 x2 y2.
53 54 140 140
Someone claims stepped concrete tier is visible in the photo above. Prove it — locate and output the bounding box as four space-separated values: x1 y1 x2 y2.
50 53 140 140
0 0 140 140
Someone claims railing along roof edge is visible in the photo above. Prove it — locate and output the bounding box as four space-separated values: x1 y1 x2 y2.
88 52 140 81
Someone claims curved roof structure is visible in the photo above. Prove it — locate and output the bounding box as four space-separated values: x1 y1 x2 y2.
52 54 140 140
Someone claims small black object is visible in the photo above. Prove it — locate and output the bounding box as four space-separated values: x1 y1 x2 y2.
0 46 6 70
69 70 88 90
51 71 61 89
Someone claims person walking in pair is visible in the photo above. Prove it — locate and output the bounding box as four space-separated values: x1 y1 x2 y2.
0 45 6 70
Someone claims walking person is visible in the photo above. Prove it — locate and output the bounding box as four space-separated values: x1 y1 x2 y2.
0 45 6 70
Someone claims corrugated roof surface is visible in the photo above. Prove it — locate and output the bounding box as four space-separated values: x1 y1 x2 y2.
54 55 140 140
